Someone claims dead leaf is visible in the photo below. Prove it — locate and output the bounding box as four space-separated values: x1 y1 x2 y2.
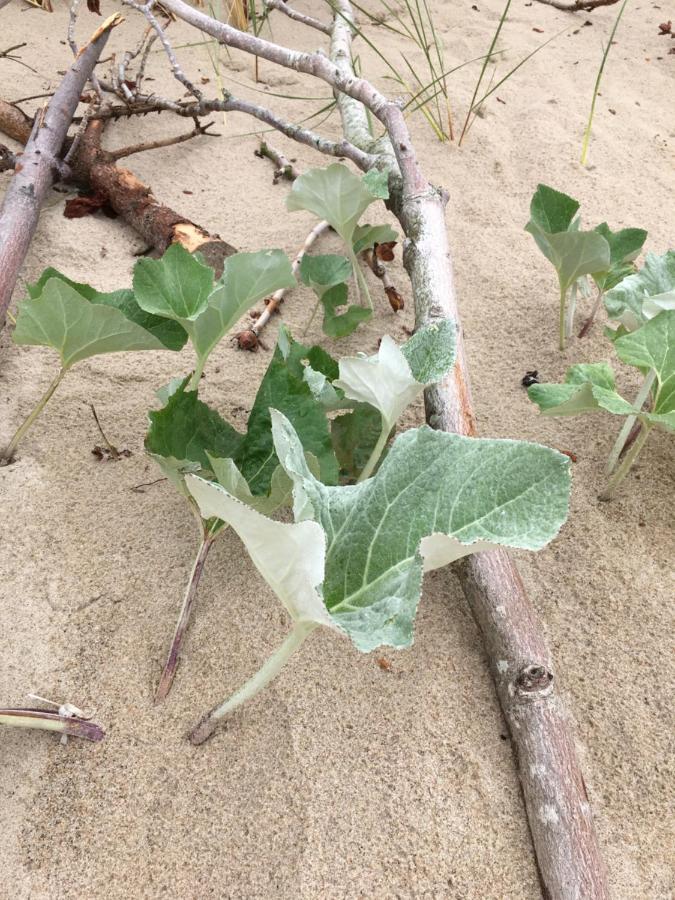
658 20 672 34
87 0 101 13
533 27 544 33
385 285 404 312
374 241 396 262
64 191 115 219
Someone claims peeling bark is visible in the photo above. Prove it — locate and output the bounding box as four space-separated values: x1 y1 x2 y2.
0 17 117 329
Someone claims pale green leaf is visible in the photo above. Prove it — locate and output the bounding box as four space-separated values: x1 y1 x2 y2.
528 362 635 417
527 184 580 235
352 223 398 255
13 278 167 368
545 230 611 294
133 243 215 323
615 310 675 429
591 223 647 293
299 255 352 299
605 250 675 330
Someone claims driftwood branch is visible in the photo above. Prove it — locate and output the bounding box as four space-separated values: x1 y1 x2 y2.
0 103 237 273
533 0 620 9
108 120 218 160
266 0 332 35
142 0 610 894
0 13 121 330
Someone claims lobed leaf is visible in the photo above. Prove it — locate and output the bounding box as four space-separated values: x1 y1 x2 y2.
614 310 675 429
591 223 647 294
605 250 675 331
13 278 169 368
133 242 215 323
187 413 571 653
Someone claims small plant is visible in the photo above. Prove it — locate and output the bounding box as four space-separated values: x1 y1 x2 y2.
1 270 188 465
150 319 455 699
1 244 293 464
525 184 646 350
287 163 395 326
528 290 674 499
166 322 573 743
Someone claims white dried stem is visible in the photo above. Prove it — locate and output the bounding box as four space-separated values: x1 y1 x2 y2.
266 0 332 35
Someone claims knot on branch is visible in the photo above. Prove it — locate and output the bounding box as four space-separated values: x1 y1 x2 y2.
514 664 554 700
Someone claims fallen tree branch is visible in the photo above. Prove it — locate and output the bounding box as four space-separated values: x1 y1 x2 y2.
0 102 237 273
0 13 121 330
533 0 620 9
108 120 218 160
265 0 332 35
255 139 300 182
145 0 609 894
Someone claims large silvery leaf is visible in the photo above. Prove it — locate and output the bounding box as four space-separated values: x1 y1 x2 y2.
191 250 295 363
186 475 335 629
605 251 675 331
189 411 570 653
591 223 647 294
286 163 389 245
25 267 188 351
543 230 610 295
614 310 675 429
334 321 456 430
528 363 635 418
13 278 168 368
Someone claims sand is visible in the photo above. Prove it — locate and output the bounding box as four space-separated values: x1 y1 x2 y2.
0 1 673 897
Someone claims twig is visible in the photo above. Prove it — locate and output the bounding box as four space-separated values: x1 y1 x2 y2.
109 120 218 160
363 248 404 311
255 139 299 181
265 0 332 35
0 14 120 330
238 219 331 349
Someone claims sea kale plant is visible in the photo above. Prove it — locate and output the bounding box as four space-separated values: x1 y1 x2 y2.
525 184 647 350
179 320 572 743
288 162 398 336
1 243 294 464
529 250 675 498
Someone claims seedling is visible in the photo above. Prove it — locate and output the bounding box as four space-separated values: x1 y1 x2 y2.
1 269 188 465
529 309 674 499
525 184 646 350
187 408 571 743
133 243 295 387
286 163 395 321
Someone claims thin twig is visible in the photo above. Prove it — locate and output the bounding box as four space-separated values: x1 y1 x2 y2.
266 0 332 35
109 120 218 160
533 0 619 9
255 139 300 181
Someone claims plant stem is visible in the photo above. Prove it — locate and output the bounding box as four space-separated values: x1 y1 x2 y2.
189 620 317 744
580 0 628 166
578 286 604 338
604 368 656 475
189 356 206 391
565 281 578 341
1 367 67 464
357 415 389 482
0 709 105 741
599 421 651 501
558 286 568 351
155 526 219 702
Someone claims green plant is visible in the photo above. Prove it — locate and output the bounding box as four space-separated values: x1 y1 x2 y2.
528 309 674 499
1 270 188 465
525 184 646 350
187 401 571 743
287 163 394 324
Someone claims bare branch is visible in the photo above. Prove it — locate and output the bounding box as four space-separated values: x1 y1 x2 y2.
255 140 300 181
266 0 332 35
0 14 121 330
109 120 218 160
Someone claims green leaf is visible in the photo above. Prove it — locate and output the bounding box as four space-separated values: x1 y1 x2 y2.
13 278 168 368
286 163 388 245
234 331 339 493
528 363 635 417
25 267 188 351
133 242 215 323
187 412 571 653
591 223 647 294
545 230 611 295
615 310 675 429
208 455 293 516
145 378 243 471
191 249 295 364
352 223 398 255
333 322 456 431
320 284 372 338
299 254 352 298
527 184 580 235
605 251 675 331
331 404 386 479
401 319 457 384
